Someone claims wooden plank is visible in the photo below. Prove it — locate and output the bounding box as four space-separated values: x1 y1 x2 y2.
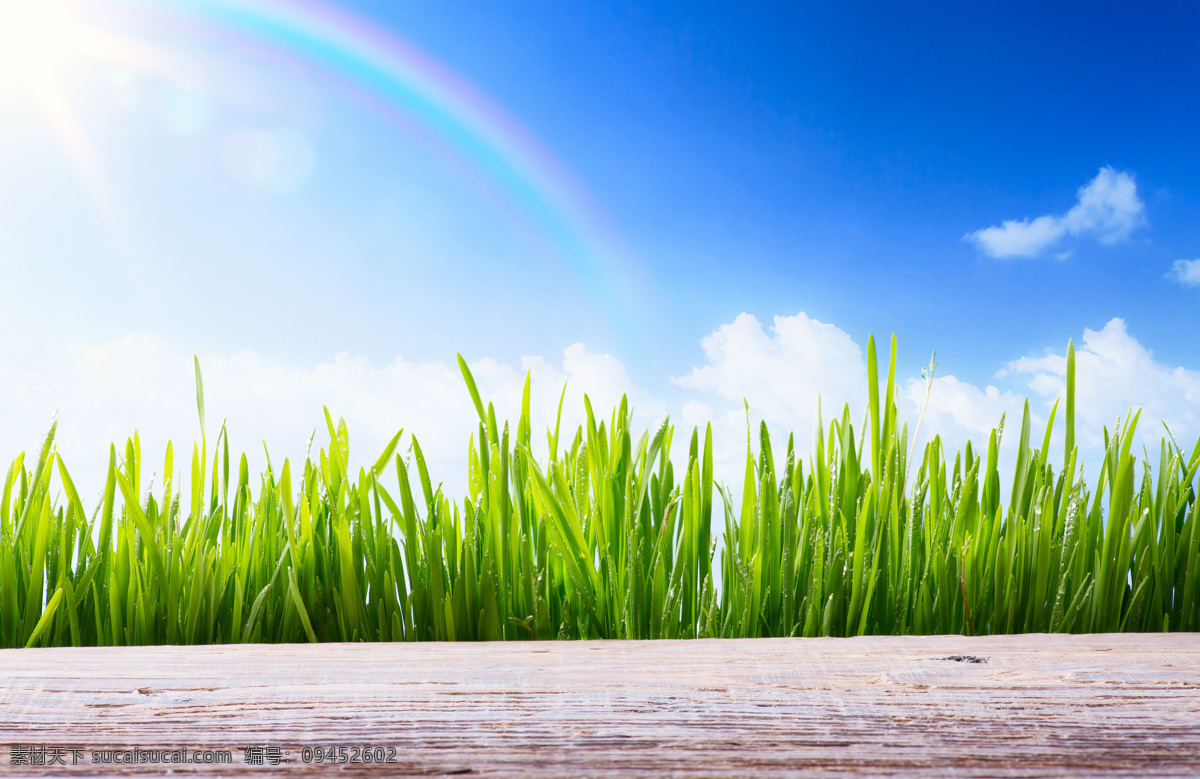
1 633 1198 776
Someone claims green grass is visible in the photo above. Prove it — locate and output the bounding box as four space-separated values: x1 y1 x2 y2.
1 337 1197 648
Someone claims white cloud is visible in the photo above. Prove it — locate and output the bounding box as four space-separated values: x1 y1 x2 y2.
673 313 1197 500
900 375 1028 455
667 313 1036 489
1 316 1195 514
1002 318 1200 456
672 312 865 425
896 319 1200 489
1168 259 1200 287
969 215 1067 259
1060 166 1145 243
0 335 659 503
671 312 868 487
967 167 1145 258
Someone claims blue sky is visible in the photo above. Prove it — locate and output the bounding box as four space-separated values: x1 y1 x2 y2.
0 0 1197 496
355 0 1200 372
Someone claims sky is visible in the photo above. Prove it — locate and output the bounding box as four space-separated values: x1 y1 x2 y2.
0 0 1197 501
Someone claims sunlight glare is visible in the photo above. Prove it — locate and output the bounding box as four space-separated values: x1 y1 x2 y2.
0 0 85 93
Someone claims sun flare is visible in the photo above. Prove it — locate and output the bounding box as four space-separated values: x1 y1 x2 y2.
0 0 86 93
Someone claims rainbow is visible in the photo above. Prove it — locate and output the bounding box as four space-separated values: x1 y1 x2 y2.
127 0 632 327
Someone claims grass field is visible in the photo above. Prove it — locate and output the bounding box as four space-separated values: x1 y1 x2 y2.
2 337 1197 648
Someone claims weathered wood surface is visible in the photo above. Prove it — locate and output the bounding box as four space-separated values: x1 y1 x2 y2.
1 633 1198 777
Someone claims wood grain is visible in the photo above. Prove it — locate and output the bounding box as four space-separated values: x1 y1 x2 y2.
2 633 1198 776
